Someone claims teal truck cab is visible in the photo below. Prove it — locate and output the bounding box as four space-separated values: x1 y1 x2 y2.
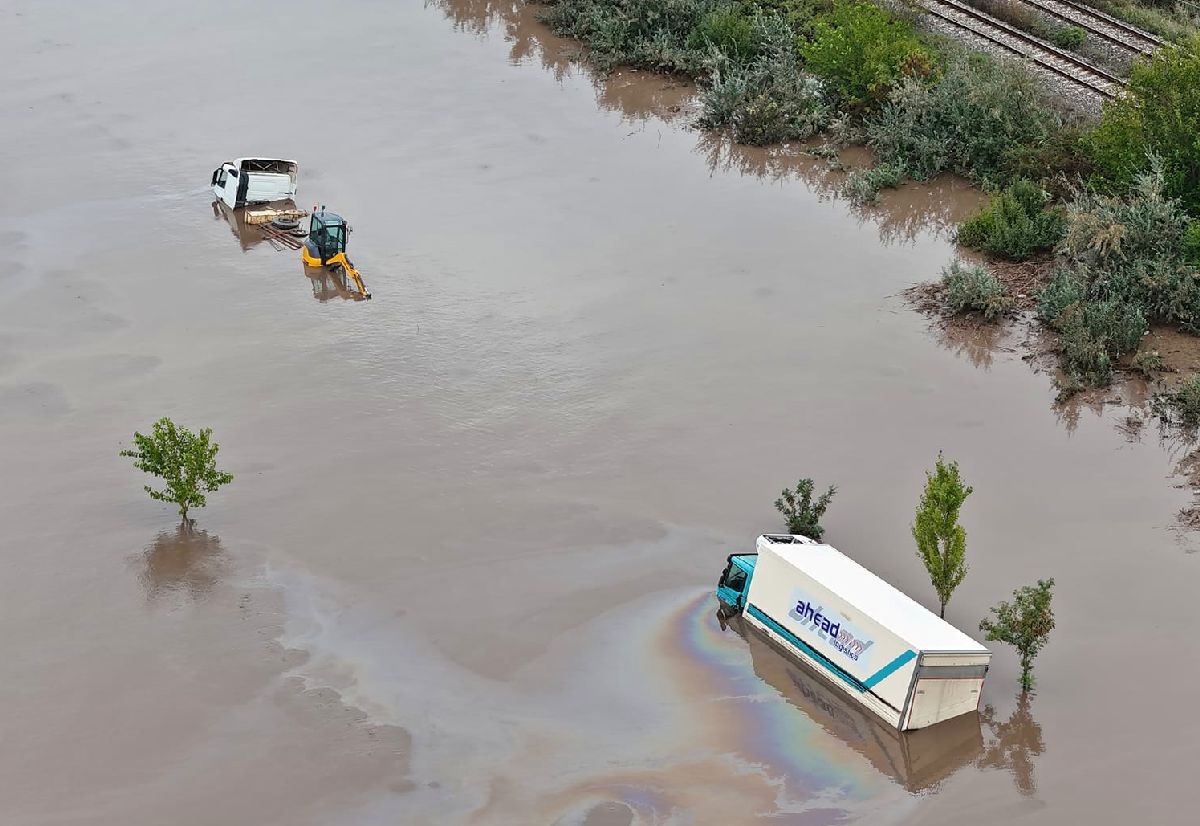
716 552 757 612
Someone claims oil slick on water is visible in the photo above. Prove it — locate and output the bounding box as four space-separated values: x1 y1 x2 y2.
266 548 982 823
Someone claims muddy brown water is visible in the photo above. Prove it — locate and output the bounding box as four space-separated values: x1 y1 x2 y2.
2 1 1198 824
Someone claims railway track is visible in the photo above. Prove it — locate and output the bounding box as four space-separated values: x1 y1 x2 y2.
1013 0 1164 55
919 0 1124 99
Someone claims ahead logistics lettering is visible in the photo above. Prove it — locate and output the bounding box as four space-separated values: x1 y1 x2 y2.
789 596 874 663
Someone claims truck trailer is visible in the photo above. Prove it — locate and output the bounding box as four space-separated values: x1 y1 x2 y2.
717 534 991 731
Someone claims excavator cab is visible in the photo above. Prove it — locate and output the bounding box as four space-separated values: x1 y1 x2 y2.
301 209 370 299
304 211 349 265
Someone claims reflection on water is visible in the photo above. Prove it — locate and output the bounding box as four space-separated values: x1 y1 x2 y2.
724 612 984 794
139 525 227 603
932 316 1012 371
304 264 364 303
211 199 268 252
430 0 982 246
977 693 1045 797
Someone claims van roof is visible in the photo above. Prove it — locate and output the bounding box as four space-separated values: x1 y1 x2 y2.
755 534 988 654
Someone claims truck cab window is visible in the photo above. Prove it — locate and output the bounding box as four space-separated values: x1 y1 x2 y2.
724 567 747 593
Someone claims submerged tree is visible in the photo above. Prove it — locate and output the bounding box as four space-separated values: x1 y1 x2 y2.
979 579 1056 691
120 417 234 526
775 478 837 540
912 453 973 618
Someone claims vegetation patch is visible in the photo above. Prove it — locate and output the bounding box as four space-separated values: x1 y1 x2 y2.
1154 374 1200 428
866 54 1065 187
699 16 831 144
957 179 1065 261
799 1 934 109
941 260 1015 320
1086 36 1200 213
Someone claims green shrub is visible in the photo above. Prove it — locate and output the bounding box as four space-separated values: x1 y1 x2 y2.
842 161 906 204
867 53 1062 186
1182 220 1200 265
1085 35 1200 212
539 0 724 73
957 179 1065 260
1034 167 1199 385
1004 122 1093 185
941 260 1014 319
699 16 831 144
1037 268 1085 324
742 0 828 31
1059 167 1200 331
799 1 933 108
1050 26 1087 50
1053 299 1147 385
687 5 757 63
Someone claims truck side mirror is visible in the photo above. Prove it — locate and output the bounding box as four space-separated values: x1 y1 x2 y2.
211 169 219 185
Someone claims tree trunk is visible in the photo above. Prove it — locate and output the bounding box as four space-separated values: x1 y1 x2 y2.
939 601 945 619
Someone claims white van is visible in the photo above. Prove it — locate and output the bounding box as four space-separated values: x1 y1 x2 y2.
211 158 298 209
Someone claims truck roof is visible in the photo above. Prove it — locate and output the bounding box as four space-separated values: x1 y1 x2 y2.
234 157 298 166
755 534 988 654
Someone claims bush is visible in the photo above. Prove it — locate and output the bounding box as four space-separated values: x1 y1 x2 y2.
539 0 724 73
799 1 934 108
957 179 1065 260
1037 268 1085 323
1182 220 1200 265
1085 35 1200 212
1059 167 1200 331
842 161 906 204
1049 25 1087 50
867 53 1063 186
687 5 757 62
1053 299 1147 385
742 0 828 32
941 260 1015 319
699 16 831 144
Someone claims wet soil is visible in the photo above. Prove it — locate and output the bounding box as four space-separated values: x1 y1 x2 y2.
2 1 1198 824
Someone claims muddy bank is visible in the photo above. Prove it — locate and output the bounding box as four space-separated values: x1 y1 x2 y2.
1 1 1199 824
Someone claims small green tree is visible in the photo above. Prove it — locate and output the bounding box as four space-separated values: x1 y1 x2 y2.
775 478 837 540
912 453 973 618
979 579 1056 691
120 417 234 525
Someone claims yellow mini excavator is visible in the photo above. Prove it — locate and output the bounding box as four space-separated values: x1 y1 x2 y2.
301 209 371 300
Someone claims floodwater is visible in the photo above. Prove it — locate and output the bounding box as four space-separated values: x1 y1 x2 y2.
2 1 1197 824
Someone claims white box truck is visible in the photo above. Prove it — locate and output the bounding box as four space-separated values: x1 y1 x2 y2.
716 534 991 731
210 158 298 209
